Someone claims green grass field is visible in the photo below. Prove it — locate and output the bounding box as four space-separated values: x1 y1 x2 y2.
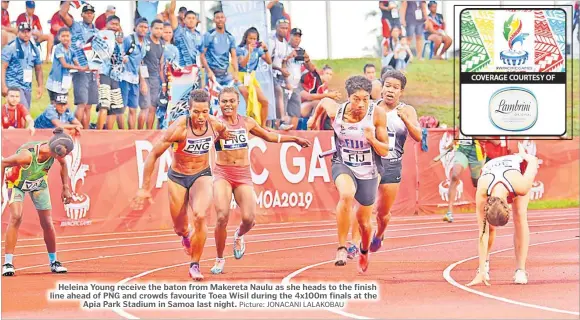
11 57 580 135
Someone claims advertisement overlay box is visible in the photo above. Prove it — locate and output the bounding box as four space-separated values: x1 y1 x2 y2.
459 8 567 137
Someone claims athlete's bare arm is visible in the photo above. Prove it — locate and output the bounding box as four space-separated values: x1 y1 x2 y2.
307 97 339 129
400 105 422 142
142 117 186 191
57 157 72 203
208 115 232 140
367 107 389 157
247 118 311 147
467 184 492 287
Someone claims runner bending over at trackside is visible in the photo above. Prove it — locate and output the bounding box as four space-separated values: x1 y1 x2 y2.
466 143 538 286
131 90 231 281
310 75 389 274
210 87 311 275
368 69 421 252
1 127 76 276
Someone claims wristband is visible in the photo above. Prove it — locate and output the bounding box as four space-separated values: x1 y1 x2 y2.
277 134 281 143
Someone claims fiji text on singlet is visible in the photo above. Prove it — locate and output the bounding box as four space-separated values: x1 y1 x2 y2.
331 102 381 179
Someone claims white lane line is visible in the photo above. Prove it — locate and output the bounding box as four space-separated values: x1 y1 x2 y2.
443 238 580 316
7 209 576 243
13 213 579 249
281 228 580 319
13 219 579 257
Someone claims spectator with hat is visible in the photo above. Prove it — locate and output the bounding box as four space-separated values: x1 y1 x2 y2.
1 87 35 135
121 17 149 130
34 93 82 130
95 5 116 30
1 21 43 110
1 1 17 46
46 27 87 104
60 1 98 130
425 1 452 59
16 1 54 62
200 10 238 88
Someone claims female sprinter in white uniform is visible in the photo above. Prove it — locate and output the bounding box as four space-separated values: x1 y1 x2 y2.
314 75 389 274
370 69 422 251
466 144 539 286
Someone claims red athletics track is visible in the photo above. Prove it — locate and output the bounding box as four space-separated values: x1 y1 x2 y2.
1 208 578 319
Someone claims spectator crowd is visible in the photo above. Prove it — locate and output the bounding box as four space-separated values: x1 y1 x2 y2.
1 0 456 132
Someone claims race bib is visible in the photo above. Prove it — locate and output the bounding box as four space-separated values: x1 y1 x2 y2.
341 148 373 168
182 136 213 155
388 131 396 151
62 75 72 89
140 65 149 79
415 9 423 20
21 177 45 192
220 129 248 150
391 9 399 19
23 69 33 83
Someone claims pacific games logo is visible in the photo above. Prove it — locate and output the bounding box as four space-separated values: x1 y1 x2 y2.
62 138 92 227
500 14 530 66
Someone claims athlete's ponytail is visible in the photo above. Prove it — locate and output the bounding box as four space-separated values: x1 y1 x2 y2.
49 127 74 157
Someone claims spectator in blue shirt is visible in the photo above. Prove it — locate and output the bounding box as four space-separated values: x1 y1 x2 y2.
168 3 204 69
162 23 180 67
96 15 125 130
120 17 149 130
46 27 87 104
1 22 43 110
236 27 272 126
60 2 98 130
34 94 82 131
200 10 238 87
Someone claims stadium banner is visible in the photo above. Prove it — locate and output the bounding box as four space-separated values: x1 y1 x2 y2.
222 1 277 121
1 130 578 237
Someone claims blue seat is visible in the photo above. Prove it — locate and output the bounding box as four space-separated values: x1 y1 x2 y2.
422 33 435 59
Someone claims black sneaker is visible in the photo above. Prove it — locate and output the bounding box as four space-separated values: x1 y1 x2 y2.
2 263 15 276
50 261 68 273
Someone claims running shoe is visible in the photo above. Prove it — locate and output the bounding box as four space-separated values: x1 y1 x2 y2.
476 260 490 281
2 263 15 276
513 269 528 284
189 263 204 281
210 258 226 275
50 261 67 274
357 252 369 274
335 247 347 266
346 242 360 259
233 229 246 259
369 232 384 252
443 212 454 223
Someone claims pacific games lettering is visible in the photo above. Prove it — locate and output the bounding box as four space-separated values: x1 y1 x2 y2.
494 99 532 114
134 136 332 188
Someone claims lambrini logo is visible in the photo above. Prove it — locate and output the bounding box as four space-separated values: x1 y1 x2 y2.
489 87 538 131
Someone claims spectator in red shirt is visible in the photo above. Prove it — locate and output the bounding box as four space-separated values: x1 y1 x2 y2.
1 87 35 135
16 1 54 62
49 1 72 45
95 5 116 30
1 1 17 46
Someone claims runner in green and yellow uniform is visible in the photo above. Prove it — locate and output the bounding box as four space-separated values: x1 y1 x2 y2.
1 127 76 276
443 131 486 223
